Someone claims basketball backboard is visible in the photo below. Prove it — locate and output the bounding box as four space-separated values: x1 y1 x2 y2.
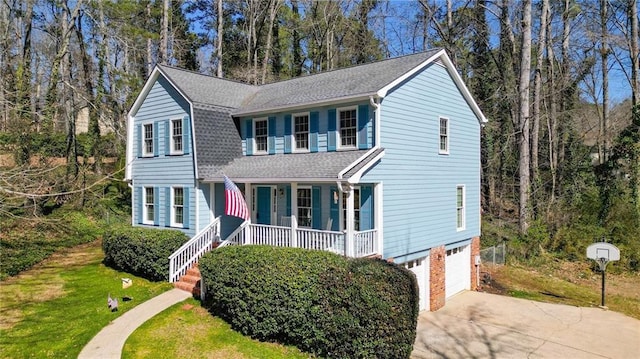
586 242 620 262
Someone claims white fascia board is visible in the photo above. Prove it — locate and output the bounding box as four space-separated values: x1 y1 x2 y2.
233 93 374 118
438 53 488 125
376 49 488 125
338 147 380 179
347 149 385 184
126 66 199 180
376 49 445 98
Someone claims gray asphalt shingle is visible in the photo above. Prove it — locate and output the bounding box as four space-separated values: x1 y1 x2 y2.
155 51 442 181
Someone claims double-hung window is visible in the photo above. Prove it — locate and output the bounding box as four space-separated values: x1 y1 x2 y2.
297 187 312 228
171 119 183 154
254 118 268 153
172 187 184 226
339 108 357 148
439 117 449 154
294 113 309 151
456 185 465 230
342 187 361 231
143 187 154 224
143 124 153 156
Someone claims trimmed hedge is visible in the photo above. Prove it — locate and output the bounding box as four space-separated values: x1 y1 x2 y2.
102 226 189 281
200 246 419 358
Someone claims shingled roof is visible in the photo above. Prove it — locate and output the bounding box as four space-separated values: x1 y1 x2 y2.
199 149 380 182
131 49 464 182
236 49 442 115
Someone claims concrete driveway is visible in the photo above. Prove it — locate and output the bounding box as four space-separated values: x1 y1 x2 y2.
412 291 640 358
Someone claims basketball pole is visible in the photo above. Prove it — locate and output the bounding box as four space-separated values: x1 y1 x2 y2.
601 268 605 307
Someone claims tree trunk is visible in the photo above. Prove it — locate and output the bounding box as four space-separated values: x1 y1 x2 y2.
518 0 532 234
216 0 223 77
599 0 609 164
261 0 280 84
159 0 170 64
531 0 549 217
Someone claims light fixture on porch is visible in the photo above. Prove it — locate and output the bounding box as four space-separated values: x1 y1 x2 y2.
333 190 338 204
279 188 284 197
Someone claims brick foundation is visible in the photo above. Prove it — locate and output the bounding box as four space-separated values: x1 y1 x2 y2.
429 245 446 311
470 236 481 291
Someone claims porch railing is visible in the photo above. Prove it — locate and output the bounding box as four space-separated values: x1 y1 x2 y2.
169 216 221 283
354 229 378 257
297 227 346 254
248 224 292 247
217 220 250 247
219 223 373 257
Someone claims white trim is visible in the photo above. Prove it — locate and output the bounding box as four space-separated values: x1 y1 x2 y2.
375 182 383 256
336 106 358 150
142 186 154 225
439 116 450 155
169 118 184 155
456 185 466 231
170 186 185 228
141 122 154 157
209 183 215 223
194 183 199 231
292 112 310 153
296 185 312 228
252 117 269 155
376 49 487 124
125 114 134 180
347 149 385 184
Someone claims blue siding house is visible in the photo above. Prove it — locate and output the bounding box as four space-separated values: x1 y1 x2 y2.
125 49 487 311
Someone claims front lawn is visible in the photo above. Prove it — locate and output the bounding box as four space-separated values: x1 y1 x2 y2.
123 298 311 359
0 240 172 358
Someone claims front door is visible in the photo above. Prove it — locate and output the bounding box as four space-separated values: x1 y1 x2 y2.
256 186 272 225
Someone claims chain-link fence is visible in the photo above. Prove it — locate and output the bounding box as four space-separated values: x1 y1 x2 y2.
480 242 506 265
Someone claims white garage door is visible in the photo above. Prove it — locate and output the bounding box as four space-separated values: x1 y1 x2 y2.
405 256 429 311
445 244 470 298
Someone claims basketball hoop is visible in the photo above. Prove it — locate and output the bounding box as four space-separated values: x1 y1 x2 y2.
597 257 609 272
586 242 621 308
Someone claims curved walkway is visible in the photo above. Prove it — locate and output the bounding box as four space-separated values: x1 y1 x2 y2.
78 288 191 359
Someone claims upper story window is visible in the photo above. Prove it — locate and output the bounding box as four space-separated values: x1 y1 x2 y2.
171 119 183 154
143 123 153 156
172 187 184 226
339 108 357 148
297 187 312 228
294 113 309 151
254 118 268 154
439 117 449 154
143 187 154 224
456 185 465 230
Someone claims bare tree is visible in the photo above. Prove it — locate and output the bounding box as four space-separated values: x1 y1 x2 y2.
216 0 223 77
517 0 532 234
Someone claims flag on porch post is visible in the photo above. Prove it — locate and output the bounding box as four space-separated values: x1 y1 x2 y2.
223 175 250 220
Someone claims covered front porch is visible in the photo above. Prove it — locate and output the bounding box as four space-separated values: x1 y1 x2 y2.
223 180 381 258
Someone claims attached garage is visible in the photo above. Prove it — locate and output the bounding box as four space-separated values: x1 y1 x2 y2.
405 256 430 311
445 244 470 298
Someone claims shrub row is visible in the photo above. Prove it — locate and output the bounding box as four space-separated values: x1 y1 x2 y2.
102 226 189 281
199 246 419 358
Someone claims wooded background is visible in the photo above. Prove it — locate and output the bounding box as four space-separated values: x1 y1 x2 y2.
1 0 638 269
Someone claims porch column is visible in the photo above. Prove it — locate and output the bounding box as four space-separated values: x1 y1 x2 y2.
345 185 355 257
375 183 383 256
291 182 298 248
245 182 252 245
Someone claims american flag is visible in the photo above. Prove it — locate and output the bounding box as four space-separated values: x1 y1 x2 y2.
223 175 250 220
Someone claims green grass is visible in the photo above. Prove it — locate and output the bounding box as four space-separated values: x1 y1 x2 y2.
123 298 311 359
0 241 173 358
487 263 640 320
